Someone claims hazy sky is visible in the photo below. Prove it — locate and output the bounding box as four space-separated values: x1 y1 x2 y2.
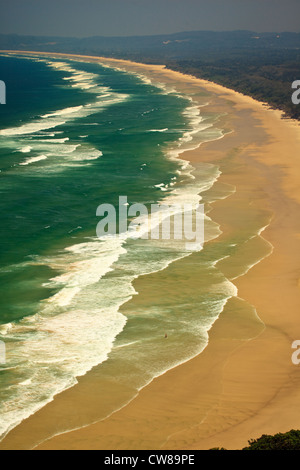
0 0 299 37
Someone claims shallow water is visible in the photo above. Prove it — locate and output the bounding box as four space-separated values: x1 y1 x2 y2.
0 53 274 447
0 54 232 439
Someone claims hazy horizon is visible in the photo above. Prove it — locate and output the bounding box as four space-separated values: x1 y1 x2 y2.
0 0 299 38
1 28 300 40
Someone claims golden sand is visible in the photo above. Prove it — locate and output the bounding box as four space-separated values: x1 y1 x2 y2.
1 51 300 450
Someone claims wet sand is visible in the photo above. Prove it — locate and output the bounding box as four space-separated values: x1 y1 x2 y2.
1 52 300 450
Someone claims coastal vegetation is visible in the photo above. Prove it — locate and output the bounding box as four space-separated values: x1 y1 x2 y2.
244 430 300 450
211 430 300 450
1 30 300 119
166 51 300 120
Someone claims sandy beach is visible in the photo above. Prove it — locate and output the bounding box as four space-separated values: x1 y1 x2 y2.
1 51 300 450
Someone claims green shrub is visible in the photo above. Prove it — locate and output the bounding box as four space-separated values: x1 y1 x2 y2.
243 430 300 450
210 430 300 450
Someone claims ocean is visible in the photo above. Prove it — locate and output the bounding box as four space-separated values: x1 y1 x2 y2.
0 53 239 440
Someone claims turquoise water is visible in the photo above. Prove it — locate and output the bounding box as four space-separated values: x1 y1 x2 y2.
0 54 228 438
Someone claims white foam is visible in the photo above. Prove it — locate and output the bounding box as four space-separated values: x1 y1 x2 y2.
154 183 169 192
0 323 13 335
0 237 129 440
0 120 66 136
46 239 126 295
41 106 83 118
19 155 48 166
0 55 233 442
37 138 69 143
0 57 128 173
47 287 81 307
70 149 103 161
0 60 128 140
11 136 103 170
19 146 32 153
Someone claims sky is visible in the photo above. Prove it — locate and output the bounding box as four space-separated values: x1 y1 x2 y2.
0 0 299 38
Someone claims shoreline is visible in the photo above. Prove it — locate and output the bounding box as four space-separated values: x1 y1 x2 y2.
1 51 300 450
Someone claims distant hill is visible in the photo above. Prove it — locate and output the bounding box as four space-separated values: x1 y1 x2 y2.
1 31 300 59
1 30 300 119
